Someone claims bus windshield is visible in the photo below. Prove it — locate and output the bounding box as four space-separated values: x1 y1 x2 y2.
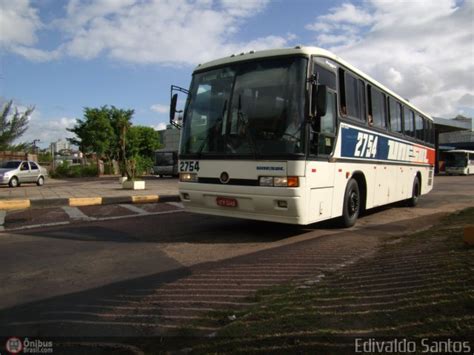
181 57 307 157
446 153 467 167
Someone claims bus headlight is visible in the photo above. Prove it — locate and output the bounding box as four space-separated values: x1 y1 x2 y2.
273 177 288 187
180 172 198 182
259 176 299 187
259 176 273 186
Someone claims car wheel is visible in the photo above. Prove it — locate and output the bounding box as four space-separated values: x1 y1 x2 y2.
37 176 45 186
407 176 420 207
340 179 360 228
9 176 19 188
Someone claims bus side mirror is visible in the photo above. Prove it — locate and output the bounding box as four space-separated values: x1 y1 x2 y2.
170 93 178 124
311 84 327 117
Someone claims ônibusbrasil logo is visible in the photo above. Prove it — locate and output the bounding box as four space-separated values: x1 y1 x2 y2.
6 337 23 354
5 337 53 354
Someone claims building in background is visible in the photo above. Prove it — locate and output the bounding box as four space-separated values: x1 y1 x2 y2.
435 115 473 173
49 139 82 166
50 139 71 155
438 115 473 150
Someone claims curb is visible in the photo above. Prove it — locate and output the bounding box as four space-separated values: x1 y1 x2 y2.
0 194 181 211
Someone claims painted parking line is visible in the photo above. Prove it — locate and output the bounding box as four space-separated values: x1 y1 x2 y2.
61 206 95 221
119 204 148 215
166 202 184 208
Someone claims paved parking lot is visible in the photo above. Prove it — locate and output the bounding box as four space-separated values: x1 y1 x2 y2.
0 176 178 200
0 176 472 350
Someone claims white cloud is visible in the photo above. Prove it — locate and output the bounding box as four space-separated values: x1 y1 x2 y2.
306 0 474 117
10 0 289 66
0 0 42 47
319 3 374 26
15 108 76 147
9 46 62 62
150 104 169 114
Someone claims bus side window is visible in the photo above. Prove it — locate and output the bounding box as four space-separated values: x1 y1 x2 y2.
429 120 435 144
422 117 428 143
368 85 387 129
344 72 365 121
415 114 424 141
388 97 402 133
311 91 336 156
403 106 414 137
313 64 336 89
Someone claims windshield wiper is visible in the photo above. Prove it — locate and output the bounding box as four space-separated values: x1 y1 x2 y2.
197 99 227 157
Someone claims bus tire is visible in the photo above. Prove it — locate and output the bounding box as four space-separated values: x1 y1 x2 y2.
407 176 420 207
341 179 360 228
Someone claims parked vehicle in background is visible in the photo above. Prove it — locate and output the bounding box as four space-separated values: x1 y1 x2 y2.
445 150 474 175
153 150 178 177
0 160 48 187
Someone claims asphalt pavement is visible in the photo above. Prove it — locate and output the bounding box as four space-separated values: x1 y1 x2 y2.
0 176 473 346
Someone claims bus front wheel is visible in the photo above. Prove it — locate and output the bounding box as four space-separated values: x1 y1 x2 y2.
341 179 360 228
407 176 420 207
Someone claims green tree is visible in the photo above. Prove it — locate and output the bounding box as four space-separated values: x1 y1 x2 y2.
129 126 161 157
67 119 91 164
67 106 160 178
126 126 161 177
0 100 34 150
108 106 134 176
68 107 114 175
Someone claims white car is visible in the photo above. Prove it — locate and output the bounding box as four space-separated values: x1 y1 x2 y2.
0 160 48 187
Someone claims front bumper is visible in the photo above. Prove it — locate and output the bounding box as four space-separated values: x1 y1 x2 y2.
179 180 307 224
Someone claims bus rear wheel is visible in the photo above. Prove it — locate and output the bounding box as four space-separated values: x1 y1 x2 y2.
341 178 360 228
407 176 420 207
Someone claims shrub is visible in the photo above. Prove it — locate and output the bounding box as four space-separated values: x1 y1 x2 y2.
134 155 153 177
51 162 97 178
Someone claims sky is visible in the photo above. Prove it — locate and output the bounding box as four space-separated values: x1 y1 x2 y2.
1 0 473 148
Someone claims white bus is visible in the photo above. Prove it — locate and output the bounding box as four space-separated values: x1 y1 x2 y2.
170 47 435 227
445 150 474 175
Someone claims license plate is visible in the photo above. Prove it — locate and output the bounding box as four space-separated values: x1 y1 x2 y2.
216 197 238 207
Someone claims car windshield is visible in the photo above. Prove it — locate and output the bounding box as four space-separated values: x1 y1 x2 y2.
1 161 21 169
446 153 467 167
181 56 307 157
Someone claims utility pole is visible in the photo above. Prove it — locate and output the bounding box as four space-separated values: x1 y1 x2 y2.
31 139 40 156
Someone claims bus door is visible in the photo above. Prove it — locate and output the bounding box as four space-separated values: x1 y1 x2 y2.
306 60 337 221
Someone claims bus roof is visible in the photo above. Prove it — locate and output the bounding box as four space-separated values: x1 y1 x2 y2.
194 46 433 121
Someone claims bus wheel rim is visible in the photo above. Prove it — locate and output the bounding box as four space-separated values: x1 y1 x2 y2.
349 191 359 216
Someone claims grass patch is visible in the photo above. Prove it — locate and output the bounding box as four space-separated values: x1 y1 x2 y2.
192 208 474 353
